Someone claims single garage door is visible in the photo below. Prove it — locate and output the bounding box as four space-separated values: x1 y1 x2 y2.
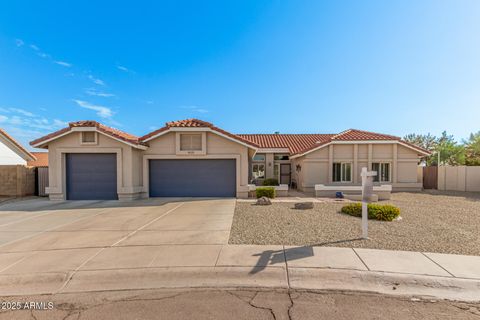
66 153 118 200
149 159 236 197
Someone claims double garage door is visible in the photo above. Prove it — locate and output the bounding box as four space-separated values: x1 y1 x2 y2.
149 159 236 197
65 154 236 200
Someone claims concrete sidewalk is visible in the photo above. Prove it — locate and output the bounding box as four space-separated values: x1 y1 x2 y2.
1 244 480 302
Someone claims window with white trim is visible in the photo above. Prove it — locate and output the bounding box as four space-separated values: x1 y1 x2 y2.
333 162 352 182
180 134 202 151
372 162 390 182
81 131 97 144
252 164 265 179
253 154 266 161
274 154 289 160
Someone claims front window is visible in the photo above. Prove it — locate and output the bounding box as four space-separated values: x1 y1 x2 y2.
81 131 96 144
252 164 265 179
253 154 265 161
274 154 289 160
180 134 202 151
333 162 352 182
372 163 390 182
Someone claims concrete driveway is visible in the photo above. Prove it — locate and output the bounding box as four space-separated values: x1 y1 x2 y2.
0 197 236 293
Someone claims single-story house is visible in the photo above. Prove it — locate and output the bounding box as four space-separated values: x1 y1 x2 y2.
0 128 36 165
30 119 430 200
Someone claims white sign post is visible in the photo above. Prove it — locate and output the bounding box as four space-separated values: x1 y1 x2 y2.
360 167 377 239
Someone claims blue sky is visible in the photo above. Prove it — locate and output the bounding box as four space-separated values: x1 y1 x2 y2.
1 1 479 150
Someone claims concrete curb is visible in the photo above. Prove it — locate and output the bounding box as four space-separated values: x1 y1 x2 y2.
1 266 479 302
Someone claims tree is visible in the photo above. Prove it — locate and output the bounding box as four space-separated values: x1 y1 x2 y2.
403 131 465 166
403 133 438 165
403 133 437 153
464 131 480 166
435 131 465 166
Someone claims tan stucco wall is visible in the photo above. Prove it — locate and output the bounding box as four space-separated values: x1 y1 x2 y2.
143 131 251 198
46 131 140 200
397 162 418 183
296 143 422 192
46 130 252 200
372 144 393 160
398 145 419 159
438 166 480 192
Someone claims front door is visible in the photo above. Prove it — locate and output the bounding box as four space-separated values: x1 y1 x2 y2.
280 164 291 185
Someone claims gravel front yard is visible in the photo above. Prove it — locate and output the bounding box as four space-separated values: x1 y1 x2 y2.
229 191 480 255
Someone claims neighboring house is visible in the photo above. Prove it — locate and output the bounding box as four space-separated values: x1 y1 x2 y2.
30 119 430 201
0 128 36 165
27 152 49 167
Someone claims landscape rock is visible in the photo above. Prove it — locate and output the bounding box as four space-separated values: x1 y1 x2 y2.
294 202 314 210
256 196 272 205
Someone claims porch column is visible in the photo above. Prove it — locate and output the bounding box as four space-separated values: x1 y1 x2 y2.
353 144 358 184
393 144 398 183
367 144 373 171
265 153 274 179
328 144 334 183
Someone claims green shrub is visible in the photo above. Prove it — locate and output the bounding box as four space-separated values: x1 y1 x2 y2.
340 203 400 221
256 187 276 199
368 204 400 221
262 178 279 186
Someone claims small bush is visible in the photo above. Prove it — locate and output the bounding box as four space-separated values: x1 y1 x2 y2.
368 204 400 221
341 203 400 221
256 187 276 199
262 178 279 186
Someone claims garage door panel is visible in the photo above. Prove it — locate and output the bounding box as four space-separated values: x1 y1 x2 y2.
66 153 117 200
149 159 236 197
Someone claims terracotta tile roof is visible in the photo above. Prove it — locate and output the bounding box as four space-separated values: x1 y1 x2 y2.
166 119 214 128
237 134 333 155
27 152 48 167
0 128 36 161
331 129 400 141
239 129 431 156
28 119 430 156
30 121 145 148
140 119 259 148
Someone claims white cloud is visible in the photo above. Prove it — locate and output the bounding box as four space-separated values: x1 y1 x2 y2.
0 106 69 149
88 75 105 86
73 100 114 118
117 65 129 72
15 39 24 47
54 60 72 67
30 44 39 51
53 119 68 127
37 52 50 59
9 108 35 117
85 88 115 97
0 108 67 130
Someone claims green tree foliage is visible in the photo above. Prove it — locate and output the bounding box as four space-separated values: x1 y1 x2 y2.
403 133 437 152
403 131 465 166
464 131 480 166
436 131 465 166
